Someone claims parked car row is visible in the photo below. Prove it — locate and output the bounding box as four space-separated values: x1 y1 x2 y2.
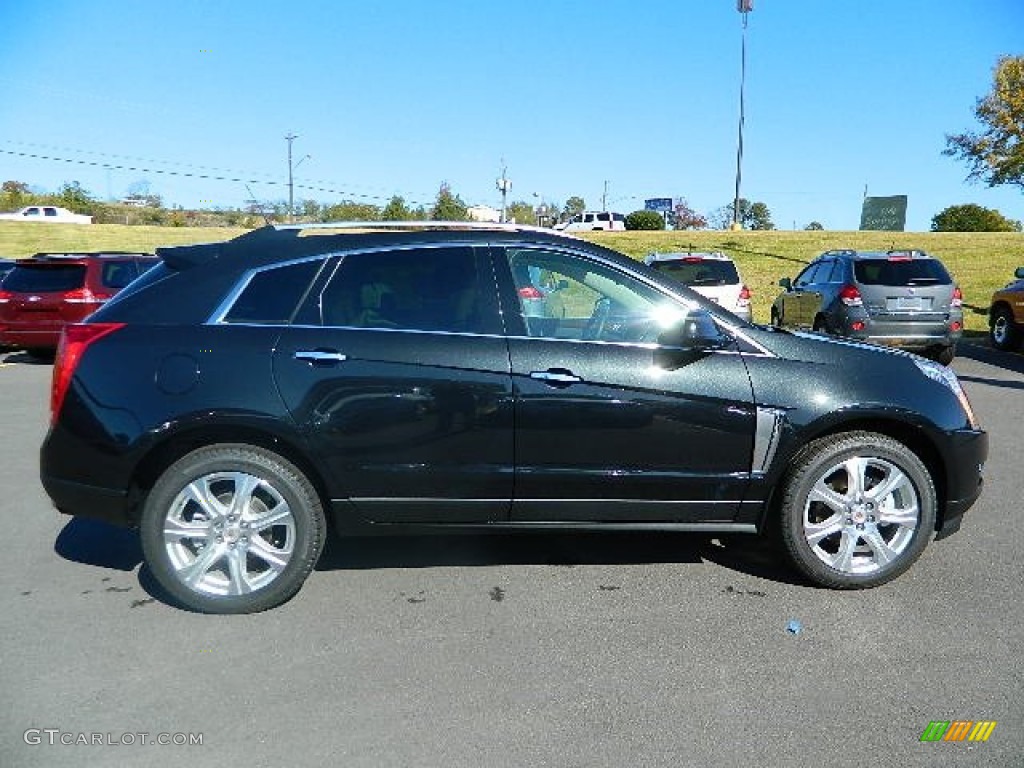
38 222 987 613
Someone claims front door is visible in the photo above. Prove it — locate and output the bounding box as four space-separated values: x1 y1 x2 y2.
497 246 756 523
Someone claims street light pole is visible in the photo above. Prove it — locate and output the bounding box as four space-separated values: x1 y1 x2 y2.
732 1 753 231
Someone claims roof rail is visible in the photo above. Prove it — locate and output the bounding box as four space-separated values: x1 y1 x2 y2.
238 220 581 239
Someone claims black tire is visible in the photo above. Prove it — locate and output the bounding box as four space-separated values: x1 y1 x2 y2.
778 431 936 589
770 307 781 327
934 345 956 366
812 315 827 333
140 444 325 614
990 306 1021 351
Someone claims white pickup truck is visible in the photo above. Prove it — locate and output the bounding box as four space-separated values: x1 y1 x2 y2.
0 206 92 224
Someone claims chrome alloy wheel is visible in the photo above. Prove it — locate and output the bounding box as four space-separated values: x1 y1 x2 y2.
162 471 296 597
802 456 919 576
992 313 1010 346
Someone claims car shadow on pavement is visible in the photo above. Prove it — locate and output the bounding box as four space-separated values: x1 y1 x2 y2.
316 530 805 586
54 518 143 571
956 340 1024 386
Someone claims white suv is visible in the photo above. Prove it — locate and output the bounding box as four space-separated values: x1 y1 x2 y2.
556 211 626 232
644 251 752 322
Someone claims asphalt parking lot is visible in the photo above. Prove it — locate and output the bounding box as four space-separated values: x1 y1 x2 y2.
2 342 1022 768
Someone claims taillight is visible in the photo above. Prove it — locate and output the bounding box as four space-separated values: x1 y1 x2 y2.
518 286 544 300
63 287 103 304
838 284 863 306
0 289 11 303
951 286 963 308
51 323 125 422
736 285 751 307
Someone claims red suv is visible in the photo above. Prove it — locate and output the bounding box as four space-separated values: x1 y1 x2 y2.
0 252 156 356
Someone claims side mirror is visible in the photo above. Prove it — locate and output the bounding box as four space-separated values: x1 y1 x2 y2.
778 277 792 290
660 309 728 351
1014 266 1024 280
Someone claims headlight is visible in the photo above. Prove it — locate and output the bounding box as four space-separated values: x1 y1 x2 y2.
913 358 979 429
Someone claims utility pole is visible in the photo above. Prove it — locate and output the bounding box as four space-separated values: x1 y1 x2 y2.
496 161 511 223
732 1 753 231
285 133 297 223
602 181 609 212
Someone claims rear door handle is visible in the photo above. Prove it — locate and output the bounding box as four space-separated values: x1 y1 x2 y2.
294 350 348 365
529 369 582 386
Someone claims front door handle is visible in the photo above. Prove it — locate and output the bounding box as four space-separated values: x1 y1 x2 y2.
294 350 348 365
529 369 582 386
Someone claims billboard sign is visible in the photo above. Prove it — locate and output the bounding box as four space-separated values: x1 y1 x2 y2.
644 198 673 213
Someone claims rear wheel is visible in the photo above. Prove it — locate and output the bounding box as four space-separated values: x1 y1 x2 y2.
778 432 936 589
934 345 955 366
140 444 325 613
991 307 1021 351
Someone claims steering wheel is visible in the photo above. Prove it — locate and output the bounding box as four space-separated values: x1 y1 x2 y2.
583 297 612 340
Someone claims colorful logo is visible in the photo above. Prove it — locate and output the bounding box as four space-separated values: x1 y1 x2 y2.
920 721 997 742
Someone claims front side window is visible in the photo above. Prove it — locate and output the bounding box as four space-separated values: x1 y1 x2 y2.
101 260 139 289
308 247 486 334
507 248 686 344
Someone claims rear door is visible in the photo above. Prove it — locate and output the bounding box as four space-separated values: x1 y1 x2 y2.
272 245 514 525
496 246 756 523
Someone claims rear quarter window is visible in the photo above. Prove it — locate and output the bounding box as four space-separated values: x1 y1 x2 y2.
223 259 324 325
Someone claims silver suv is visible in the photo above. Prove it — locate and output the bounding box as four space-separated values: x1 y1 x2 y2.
644 251 752 322
771 249 963 364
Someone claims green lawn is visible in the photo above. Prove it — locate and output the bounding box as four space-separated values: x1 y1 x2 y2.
2 222 1021 334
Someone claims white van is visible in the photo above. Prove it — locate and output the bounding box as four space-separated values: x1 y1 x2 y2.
556 211 626 232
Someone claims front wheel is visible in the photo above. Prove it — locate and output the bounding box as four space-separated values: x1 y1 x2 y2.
140 444 326 613
778 432 936 589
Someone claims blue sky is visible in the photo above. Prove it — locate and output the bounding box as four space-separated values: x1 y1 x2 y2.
1 0 1021 231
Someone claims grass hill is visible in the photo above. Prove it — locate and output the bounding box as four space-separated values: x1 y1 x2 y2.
1 222 1021 335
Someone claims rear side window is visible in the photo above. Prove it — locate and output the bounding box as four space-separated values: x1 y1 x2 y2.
304 247 485 334
101 261 139 289
3 264 86 292
652 259 739 286
223 259 324 325
854 259 952 286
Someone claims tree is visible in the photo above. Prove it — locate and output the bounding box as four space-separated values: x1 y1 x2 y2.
712 198 774 230
505 200 537 225
930 203 1021 232
431 182 467 221
804 221 824 231
0 180 33 211
670 198 706 230
624 210 665 230
944 55 1024 191
563 196 586 220
749 201 774 230
322 201 380 221
382 195 411 220
54 181 95 214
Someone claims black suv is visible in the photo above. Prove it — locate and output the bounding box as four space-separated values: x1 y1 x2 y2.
40 224 987 613
771 249 963 364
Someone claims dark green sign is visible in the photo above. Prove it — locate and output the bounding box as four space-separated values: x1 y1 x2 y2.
860 195 908 231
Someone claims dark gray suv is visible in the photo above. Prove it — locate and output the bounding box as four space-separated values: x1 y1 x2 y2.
771 249 963 364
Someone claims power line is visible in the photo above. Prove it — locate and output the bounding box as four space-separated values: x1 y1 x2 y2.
0 147 433 207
